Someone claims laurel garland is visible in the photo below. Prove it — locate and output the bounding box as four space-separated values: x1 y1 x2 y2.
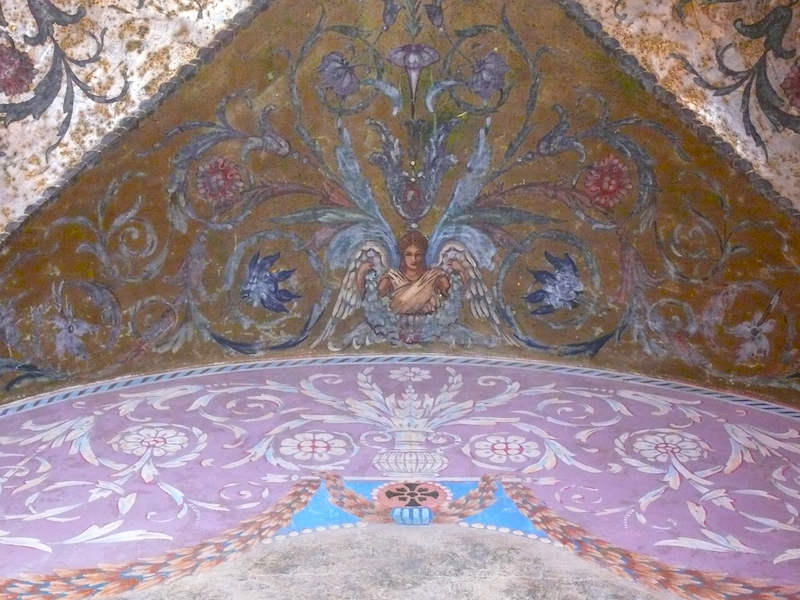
502 480 800 600
2 477 798 600
0 479 319 600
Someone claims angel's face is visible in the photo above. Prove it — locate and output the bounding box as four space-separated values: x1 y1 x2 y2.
402 244 424 272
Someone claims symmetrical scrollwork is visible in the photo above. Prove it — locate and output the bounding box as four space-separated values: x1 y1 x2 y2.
1 361 799 584
0 0 798 403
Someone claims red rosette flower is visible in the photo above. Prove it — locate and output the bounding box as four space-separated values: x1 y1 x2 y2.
0 43 38 97
780 62 800 110
195 155 246 207
584 155 632 209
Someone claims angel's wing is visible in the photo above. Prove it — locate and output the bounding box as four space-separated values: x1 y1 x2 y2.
437 241 519 346
312 242 391 348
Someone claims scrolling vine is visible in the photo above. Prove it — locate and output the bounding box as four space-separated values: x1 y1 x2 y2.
659 0 800 157
0 0 799 401
0 0 130 156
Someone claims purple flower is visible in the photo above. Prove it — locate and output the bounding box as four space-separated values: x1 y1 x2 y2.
382 0 402 30
0 43 37 97
387 44 440 100
727 312 775 364
424 0 444 29
53 313 95 360
317 52 360 100
467 52 508 101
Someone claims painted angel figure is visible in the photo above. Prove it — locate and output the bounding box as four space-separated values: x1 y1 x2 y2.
306 124 520 349
313 229 507 348
378 229 453 316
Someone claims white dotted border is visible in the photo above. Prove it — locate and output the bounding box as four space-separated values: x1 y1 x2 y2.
457 521 564 547
264 520 564 547
265 521 370 543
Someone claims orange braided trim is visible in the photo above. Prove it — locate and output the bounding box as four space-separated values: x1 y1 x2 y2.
321 473 392 522
503 480 800 600
0 479 320 600
435 475 498 522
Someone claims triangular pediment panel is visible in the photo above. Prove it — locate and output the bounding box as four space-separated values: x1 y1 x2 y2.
2 0 800 405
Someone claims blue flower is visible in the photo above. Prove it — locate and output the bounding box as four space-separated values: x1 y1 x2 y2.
53 312 95 360
524 252 584 315
240 252 300 314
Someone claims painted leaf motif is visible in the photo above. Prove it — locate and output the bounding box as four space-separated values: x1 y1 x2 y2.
272 208 374 225
12 473 48 495
638 486 666 511
654 538 735 553
739 512 800 532
141 461 158 483
699 489 728 502
665 465 681 489
688 501 707 526
14 504 83 521
118 493 137 516
189 500 229 511
158 481 185 505
701 529 759 554
735 489 779 499
441 127 492 221
774 548 800 564
531 477 559 485
63 520 124 544
0 531 52 553
711 496 736 511
449 207 560 226
85 530 173 544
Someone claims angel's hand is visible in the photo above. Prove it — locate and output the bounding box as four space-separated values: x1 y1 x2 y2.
447 259 468 284
357 261 374 278
445 258 461 273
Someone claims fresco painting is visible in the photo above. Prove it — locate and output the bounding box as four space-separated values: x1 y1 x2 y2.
0 0 799 406
3 0 800 596
0 358 800 599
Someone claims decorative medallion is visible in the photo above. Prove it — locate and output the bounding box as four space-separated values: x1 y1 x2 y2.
373 481 451 508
